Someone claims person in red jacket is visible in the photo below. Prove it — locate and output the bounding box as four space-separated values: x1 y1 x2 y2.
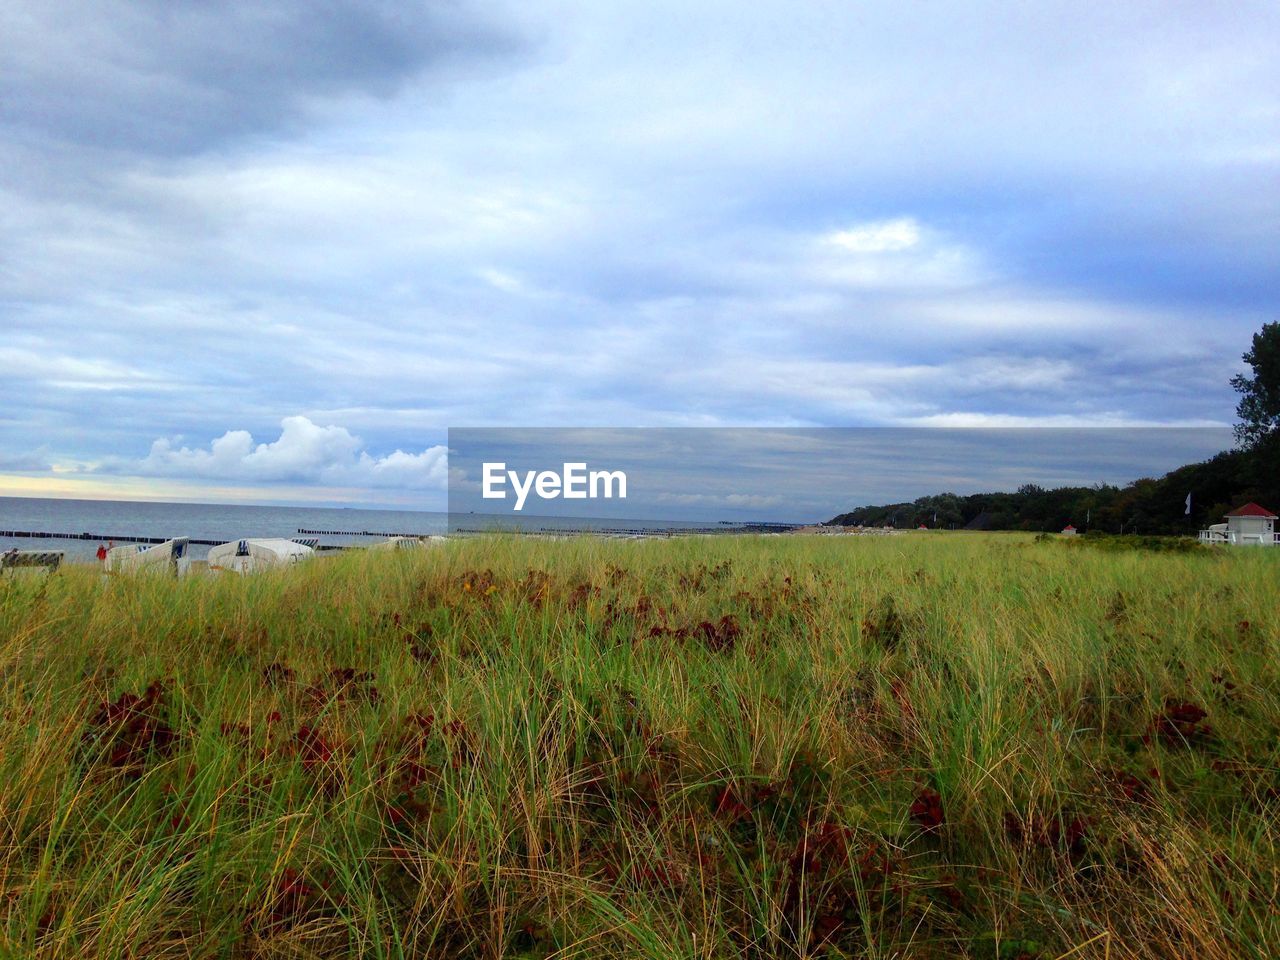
96 543 108 564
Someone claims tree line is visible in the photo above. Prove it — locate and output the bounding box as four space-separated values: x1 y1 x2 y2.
828 323 1280 534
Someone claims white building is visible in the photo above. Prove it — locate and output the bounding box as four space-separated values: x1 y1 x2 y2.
207 538 314 573
106 538 191 575
1199 503 1277 546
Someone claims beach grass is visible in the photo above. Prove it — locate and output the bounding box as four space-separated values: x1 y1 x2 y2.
0 533 1277 958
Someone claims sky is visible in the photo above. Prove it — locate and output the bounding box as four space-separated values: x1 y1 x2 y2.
1 1 1277 511
447 427 1233 522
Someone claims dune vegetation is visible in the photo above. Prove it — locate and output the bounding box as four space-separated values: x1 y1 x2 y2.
0 533 1276 959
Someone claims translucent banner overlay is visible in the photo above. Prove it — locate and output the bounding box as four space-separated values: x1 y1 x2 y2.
446 427 1234 534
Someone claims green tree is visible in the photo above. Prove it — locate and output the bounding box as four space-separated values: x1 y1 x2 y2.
1231 321 1280 448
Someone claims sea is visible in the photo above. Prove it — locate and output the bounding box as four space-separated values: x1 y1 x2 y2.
0 497 751 562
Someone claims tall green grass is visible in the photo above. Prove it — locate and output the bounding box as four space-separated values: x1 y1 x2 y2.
0 533 1276 958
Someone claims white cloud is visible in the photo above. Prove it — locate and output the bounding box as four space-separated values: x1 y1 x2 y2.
810 220 990 291
827 218 921 253
0 347 173 392
342 448 450 488
126 416 447 489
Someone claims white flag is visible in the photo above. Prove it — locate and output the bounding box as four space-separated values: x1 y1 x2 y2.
1185 492 1192 515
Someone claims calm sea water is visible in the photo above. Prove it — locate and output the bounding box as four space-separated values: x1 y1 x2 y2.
0 497 738 562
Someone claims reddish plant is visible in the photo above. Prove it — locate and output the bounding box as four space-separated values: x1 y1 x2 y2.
255 868 320 933
568 580 598 608
441 717 477 768
1210 672 1238 703
909 787 944 830
936 872 965 910
398 758 434 788
385 721 439 832
1107 769 1153 806
404 623 437 666
676 564 711 590
457 569 496 595
618 769 665 817
300 667 381 710
511 918 551 952
519 569 552 606
294 724 338 776
1210 758 1250 776
219 721 252 741
696 614 741 653
386 789 434 829
784 822 895 948
594 599 625 634
405 711 436 745
711 785 750 821
888 679 915 723
85 680 176 776
1004 809 1090 861
710 781 778 824
787 821 870 878
633 859 685 891
648 614 742 652
262 662 296 686
1150 699 1212 747
862 596 905 651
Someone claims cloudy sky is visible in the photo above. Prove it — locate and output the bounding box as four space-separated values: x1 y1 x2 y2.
448 427 1233 522
2 1 1277 509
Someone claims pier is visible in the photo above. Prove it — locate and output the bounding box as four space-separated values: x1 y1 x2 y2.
0 530 225 546
0 531 328 549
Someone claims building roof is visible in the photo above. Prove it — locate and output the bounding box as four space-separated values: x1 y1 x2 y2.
1224 502 1278 519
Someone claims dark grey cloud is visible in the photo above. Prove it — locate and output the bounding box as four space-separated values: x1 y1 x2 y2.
0 448 52 472
1 0 523 157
